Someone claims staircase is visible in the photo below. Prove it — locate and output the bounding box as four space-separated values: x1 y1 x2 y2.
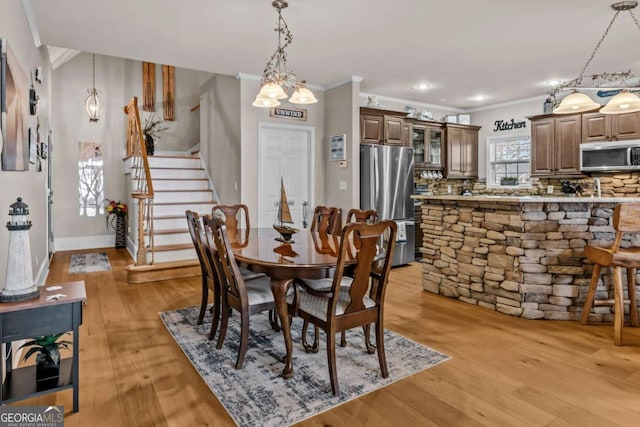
127 153 218 283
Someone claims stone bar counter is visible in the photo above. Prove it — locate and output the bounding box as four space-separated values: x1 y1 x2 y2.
413 195 640 321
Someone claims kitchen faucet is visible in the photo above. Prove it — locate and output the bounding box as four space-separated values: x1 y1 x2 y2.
593 177 601 198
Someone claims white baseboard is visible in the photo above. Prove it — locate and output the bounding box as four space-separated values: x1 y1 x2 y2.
34 256 49 286
55 235 115 251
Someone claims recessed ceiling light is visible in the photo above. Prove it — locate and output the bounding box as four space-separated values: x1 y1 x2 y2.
471 95 487 101
413 83 432 90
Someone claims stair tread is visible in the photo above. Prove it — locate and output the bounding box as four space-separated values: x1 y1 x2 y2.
133 178 208 181
147 155 200 159
153 243 194 252
126 259 199 272
155 189 212 193
154 201 217 206
134 166 204 170
147 228 188 235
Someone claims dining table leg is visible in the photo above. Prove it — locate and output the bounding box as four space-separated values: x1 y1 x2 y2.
270 278 294 378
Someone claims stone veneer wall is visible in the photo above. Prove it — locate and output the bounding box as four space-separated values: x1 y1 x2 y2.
415 172 640 198
420 200 640 322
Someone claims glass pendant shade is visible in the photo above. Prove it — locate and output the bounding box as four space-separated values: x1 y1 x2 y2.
252 96 281 108
553 92 601 114
258 82 288 100
85 89 103 122
600 91 640 114
289 86 317 104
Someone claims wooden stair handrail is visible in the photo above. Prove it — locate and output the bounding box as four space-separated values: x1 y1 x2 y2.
125 97 155 265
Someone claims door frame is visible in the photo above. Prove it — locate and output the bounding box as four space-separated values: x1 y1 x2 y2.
257 122 315 228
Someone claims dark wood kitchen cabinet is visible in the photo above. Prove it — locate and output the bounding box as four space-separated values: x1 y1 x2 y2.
412 123 443 169
582 111 640 142
530 114 582 176
360 107 408 146
445 124 479 178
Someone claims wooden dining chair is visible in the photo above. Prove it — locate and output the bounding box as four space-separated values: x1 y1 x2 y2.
582 203 640 345
186 210 220 328
212 204 250 231
346 208 378 225
291 220 397 395
203 215 278 369
310 205 342 235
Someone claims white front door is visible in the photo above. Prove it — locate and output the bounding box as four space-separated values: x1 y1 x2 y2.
257 123 313 229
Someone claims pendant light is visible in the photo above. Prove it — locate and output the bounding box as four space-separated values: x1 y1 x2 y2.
550 1 640 115
85 54 103 122
252 0 317 108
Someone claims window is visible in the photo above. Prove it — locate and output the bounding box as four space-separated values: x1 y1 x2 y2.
78 142 104 216
486 135 531 188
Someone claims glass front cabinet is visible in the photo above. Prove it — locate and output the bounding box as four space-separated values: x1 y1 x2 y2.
412 123 443 169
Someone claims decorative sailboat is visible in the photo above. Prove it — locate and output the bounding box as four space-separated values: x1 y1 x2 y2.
273 177 299 242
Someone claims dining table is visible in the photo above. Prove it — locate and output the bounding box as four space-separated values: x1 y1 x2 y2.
226 226 350 379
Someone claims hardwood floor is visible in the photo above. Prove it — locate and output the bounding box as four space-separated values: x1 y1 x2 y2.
17 248 640 426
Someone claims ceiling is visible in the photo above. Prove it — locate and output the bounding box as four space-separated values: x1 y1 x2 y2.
26 0 640 110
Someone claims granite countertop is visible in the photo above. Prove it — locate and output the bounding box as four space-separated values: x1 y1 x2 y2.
411 194 640 203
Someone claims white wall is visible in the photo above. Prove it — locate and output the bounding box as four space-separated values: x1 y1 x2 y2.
52 54 212 246
200 74 241 204
470 98 545 178
52 53 128 244
0 2 52 285
325 80 360 217
239 78 325 227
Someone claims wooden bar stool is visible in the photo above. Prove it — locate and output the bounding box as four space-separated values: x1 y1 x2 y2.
582 203 640 345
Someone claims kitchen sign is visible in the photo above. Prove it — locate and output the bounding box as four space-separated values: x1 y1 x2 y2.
270 107 307 121
493 119 526 132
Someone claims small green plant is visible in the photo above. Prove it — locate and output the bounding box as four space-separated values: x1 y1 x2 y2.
500 176 518 186
19 333 71 366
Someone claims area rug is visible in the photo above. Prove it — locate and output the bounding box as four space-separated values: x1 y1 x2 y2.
160 306 450 427
68 252 112 274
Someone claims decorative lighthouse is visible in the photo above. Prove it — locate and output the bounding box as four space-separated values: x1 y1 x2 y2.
1 197 40 302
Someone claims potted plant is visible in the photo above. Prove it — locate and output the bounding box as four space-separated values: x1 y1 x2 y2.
142 112 169 156
500 176 518 186
19 333 71 390
105 199 128 248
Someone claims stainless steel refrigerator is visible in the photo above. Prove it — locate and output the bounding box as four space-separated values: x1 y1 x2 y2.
360 144 415 266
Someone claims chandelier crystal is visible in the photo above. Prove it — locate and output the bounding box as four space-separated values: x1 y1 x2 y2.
550 1 640 115
252 0 317 108
85 53 103 122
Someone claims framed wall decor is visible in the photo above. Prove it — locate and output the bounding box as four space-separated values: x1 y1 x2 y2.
329 134 346 161
28 127 37 164
1 38 29 171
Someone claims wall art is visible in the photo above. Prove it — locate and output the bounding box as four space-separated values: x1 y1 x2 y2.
1 38 29 171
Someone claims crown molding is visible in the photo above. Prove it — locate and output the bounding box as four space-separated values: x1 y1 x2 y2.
324 76 364 91
464 94 547 113
20 0 41 47
360 92 465 113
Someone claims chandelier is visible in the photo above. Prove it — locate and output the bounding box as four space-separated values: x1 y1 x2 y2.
551 1 640 115
252 0 317 108
85 53 104 122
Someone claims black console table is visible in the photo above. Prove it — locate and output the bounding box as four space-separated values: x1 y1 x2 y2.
0 281 86 412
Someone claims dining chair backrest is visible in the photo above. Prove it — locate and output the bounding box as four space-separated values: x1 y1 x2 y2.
202 215 249 307
212 204 250 230
310 205 342 234
186 210 214 279
293 219 397 395
346 208 378 225
334 220 397 311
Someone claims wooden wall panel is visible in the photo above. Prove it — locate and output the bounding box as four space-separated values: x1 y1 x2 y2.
162 65 175 121
142 62 155 112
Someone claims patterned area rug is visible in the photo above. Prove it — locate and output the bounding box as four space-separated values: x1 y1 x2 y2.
68 252 112 274
160 306 450 427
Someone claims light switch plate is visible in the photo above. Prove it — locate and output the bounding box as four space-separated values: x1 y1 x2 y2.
339 181 347 190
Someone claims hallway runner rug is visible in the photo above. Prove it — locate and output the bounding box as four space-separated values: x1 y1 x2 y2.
68 252 112 274
160 306 450 427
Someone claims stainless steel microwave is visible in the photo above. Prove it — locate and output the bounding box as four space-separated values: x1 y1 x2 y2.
580 140 640 172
